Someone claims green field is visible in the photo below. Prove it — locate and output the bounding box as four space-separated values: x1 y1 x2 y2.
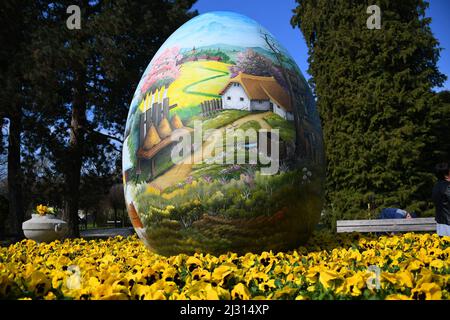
263 113 296 141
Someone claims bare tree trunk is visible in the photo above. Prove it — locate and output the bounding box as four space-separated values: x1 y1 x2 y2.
7 108 24 240
62 66 86 238
93 210 97 228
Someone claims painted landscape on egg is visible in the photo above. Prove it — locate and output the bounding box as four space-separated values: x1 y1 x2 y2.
122 12 325 255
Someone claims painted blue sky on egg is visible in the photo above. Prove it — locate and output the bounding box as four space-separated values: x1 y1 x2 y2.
131 12 292 101
126 11 293 131
159 11 272 50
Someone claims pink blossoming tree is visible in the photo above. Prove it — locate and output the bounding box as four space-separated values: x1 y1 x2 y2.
140 46 182 95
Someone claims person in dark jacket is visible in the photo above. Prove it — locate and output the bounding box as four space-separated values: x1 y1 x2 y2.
377 207 415 236
432 162 450 236
378 208 413 219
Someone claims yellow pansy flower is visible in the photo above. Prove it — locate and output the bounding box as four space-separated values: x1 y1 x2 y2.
411 283 442 300
407 259 424 271
341 272 366 296
381 272 397 286
44 291 57 300
231 283 251 300
385 294 412 300
27 271 52 297
186 256 203 269
319 269 340 290
99 292 129 300
36 204 48 215
430 259 445 270
258 279 276 292
204 284 220 300
131 284 152 300
1 231 449 300
0 275 17 297
307 285 316 292
272 286 297 299
395 270 414 288
211 263 236 285
241 253 256 269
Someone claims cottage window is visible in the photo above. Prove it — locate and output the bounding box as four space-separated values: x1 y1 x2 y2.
240 97 244 101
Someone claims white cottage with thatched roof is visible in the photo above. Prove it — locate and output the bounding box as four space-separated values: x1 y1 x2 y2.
219 72 294 120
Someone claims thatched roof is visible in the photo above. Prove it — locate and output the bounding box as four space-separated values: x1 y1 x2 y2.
220 73 292 112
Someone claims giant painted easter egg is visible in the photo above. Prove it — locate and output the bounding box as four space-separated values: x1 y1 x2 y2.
122 11 325 256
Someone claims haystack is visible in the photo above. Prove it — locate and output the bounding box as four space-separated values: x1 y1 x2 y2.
157 117 172 139
171 114 183 129
142 124 161 150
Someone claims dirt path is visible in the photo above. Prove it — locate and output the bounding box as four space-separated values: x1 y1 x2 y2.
224 111 272 130
149 111 272 190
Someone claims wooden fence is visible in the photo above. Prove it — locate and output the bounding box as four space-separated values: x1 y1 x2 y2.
201 99 223 117
139 97 177 148
135 97 177 177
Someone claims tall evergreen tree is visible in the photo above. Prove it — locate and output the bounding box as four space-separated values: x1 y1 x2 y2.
291 0 447 220
434 90 450 161
4 1 197 237
29 1 196 237
0 1 39 239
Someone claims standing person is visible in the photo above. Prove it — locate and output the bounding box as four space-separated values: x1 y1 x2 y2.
432 162 450 236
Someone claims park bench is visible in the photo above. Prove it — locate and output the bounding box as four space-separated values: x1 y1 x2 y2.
106 220 123 226
336 217 436 233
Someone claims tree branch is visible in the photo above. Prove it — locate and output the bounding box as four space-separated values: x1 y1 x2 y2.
77 125 123 144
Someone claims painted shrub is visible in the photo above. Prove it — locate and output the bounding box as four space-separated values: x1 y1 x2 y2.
122 11 325 256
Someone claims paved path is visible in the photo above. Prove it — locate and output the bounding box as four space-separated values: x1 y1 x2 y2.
80 227 135 239
0 228 136 246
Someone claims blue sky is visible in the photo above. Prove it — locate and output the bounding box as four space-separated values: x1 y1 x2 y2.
158 11 277 50
192 0 450 91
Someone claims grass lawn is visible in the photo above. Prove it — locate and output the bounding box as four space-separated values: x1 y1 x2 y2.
238 120 261 131
202 110 250 131
263 113 296 141
171 104 202 122
167 60 231 109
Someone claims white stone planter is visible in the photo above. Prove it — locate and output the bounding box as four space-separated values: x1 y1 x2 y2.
22 214 68 242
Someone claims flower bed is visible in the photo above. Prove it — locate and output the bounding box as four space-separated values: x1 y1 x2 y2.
0 232 448 300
